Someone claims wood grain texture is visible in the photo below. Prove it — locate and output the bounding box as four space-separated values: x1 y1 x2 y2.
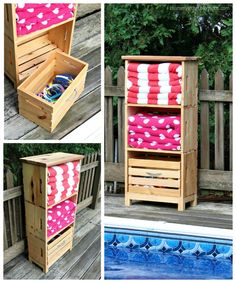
200 69 210 169
214 69 225 170
4 8 101 139
105 195 232 229
4 200 101 279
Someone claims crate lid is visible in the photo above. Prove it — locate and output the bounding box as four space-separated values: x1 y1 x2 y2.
122 55 199 62
20 152 84 167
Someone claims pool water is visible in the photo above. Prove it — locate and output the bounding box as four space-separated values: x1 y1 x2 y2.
105 227 232 280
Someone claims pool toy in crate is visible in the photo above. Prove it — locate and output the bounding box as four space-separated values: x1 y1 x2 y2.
122 56 198 211
4 4 88 132
21 152 84 273
18 51 88 132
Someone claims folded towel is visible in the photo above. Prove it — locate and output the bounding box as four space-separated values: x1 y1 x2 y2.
128 125 180 139
128 63 182 76
128 71 182 82
16 4 75 36
128 85 182 94
128 132 181 145
128 77 182 88
48 161 80 177
128 137 181 151
128 113 181 131
48 172 78 183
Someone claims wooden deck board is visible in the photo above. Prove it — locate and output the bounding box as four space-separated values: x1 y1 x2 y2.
4 7 101 140
4 203 101 279
105 195 232 230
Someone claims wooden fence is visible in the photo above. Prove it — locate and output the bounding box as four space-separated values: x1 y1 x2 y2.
105 66 232 193
3 152 101 264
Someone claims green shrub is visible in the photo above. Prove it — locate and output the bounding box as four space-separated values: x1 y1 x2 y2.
105 4 232 86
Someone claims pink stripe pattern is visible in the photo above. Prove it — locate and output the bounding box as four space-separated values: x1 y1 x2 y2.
47 161 80 206
127 62 182 105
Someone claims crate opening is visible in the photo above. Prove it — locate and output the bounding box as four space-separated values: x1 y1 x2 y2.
17 21 74 83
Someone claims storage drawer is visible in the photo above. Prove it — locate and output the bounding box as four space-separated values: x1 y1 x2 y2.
18 50 88 132
128 155 181 197
47 227 73 267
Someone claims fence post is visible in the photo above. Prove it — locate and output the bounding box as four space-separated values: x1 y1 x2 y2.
90 154 101 209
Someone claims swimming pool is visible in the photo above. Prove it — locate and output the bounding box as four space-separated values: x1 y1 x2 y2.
105 217 232 280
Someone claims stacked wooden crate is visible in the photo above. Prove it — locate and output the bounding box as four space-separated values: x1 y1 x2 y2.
21 152 84 272
122 55 198 211
4 4 89 132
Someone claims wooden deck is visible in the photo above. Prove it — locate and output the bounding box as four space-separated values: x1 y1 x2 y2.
105 195 232 230
4 202 101 279
4 4 101 140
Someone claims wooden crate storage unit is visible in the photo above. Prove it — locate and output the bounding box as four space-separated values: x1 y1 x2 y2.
18 50 88 132
21 152 84 273
122 55 198 211
4 4 77 88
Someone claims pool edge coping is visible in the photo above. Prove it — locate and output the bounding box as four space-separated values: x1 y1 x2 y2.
104 216 233 240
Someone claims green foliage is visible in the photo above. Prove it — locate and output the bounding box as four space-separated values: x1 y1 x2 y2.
105 4 232 85
4 143 100 186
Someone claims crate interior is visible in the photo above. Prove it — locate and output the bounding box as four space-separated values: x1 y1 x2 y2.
17 21 74 83
23 52 86 105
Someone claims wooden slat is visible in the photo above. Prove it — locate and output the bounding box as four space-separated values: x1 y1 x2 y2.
3 186 22 201
18 48 58 73
82 154 92 202
199 90 232 102
80 160 99 173
127 103 181 109
20 152 83 167
105 162 232 192
122 55 198 61
199 169 232 191
129 176 180 188
87 153 98 198
90 154 101 209
129 158 180 170
129 185 180 197
86 153 95 199
229 73 232 171
105 66 114 162
129 167 180 178
105 162 124 182
4 240 25 265
214 69 224 170
117 66 125 163
6 170 17 246
77 196 93 212
78 156 86 203
127 147 181 155
4 219 8 250
105 86 124 97
200 69 210 169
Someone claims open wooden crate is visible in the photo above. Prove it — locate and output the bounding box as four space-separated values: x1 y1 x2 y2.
18 51 88 132
4 4 77 88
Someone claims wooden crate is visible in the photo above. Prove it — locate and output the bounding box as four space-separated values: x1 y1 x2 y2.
21 152 84 273
4 4 77 88
122 55 198 211
18 50 88 132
